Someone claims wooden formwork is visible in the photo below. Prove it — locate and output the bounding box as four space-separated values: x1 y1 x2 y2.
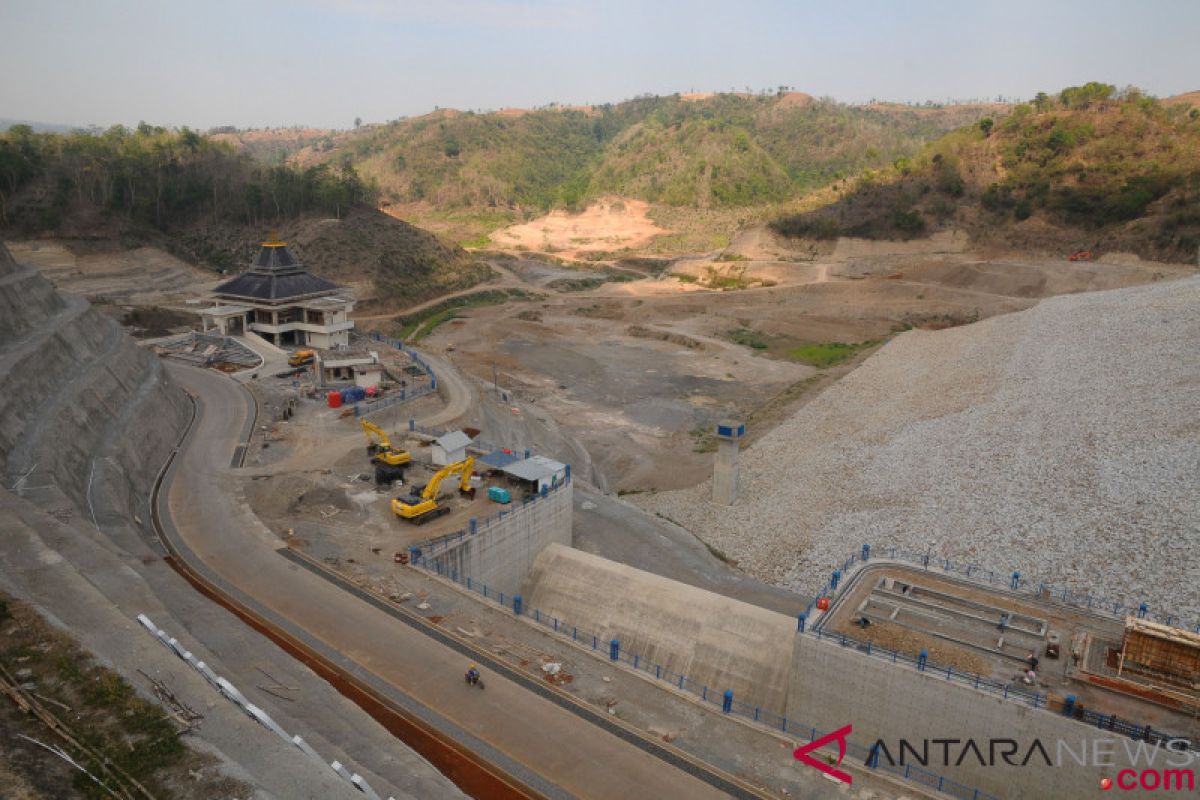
1119 616 1200 687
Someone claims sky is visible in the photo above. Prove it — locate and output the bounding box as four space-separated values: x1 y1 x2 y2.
1 0 1198 130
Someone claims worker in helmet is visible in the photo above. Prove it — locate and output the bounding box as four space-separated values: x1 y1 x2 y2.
465 665 480 686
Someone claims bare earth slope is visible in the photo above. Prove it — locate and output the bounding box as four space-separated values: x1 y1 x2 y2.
638 275 1200 621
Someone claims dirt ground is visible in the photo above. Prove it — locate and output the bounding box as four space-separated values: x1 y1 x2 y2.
0 594 249 800
417 230 1193 492
489 198 670 260
15 225 1195 497
3 239 218 306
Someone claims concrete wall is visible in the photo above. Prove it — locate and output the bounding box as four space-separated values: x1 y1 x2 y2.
787 634 1196 799
424 483 572 599
522 543 798 713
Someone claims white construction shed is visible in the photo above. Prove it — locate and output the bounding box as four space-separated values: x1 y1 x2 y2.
501 455 568 493
431 430 473 466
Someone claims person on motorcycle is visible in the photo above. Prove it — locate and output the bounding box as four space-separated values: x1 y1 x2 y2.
465 665 480 686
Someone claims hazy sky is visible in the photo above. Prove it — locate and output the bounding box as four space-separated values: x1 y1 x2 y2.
2 0 1198 130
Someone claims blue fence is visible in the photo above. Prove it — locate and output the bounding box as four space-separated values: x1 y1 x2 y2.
798 545 1195 748
821 546 1200 633
407 539 998 800
409 474 571 560
353 333 438 418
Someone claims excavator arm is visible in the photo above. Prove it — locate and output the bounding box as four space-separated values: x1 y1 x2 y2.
392 456 475 523
421 456 476 501
359 418 388 448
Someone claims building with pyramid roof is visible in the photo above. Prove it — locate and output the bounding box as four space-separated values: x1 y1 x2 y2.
199 233 354 348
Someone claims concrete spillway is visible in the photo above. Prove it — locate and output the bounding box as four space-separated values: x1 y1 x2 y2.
522 543 796 712
0 241 190 539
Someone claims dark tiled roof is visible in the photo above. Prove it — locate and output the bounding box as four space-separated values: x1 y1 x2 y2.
252 244 297 269
214 271 341 301
214 241 342 302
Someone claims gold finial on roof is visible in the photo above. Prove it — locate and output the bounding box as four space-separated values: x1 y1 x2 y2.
263 229 287 247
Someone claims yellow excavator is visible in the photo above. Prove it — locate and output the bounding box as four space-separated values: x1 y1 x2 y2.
359 419 412 484
392 456 476 524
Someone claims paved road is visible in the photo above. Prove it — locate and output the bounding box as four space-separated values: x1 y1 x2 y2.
164 362 735 800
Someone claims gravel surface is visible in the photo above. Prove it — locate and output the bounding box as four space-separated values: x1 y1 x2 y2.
637 275 1200 624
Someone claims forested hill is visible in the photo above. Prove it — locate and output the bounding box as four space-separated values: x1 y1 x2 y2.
297 92 1004 213
0 123 373 234
767 84 1200 262
0 123 485 304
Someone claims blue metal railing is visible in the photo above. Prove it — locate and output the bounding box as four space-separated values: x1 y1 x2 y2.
406 540 999 800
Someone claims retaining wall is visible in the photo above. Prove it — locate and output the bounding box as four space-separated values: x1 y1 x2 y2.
421 483 572 599
522 543 798 714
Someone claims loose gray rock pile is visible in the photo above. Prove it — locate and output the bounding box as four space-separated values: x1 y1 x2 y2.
638 275 1200 623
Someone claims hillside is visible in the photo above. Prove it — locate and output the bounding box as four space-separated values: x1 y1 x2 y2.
295 93 1003 238
770 84 1200 262
172 207 487 311
0 124 487 309
206 126 339 165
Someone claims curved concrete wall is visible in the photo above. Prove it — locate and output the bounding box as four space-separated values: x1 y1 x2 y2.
522 543 796 712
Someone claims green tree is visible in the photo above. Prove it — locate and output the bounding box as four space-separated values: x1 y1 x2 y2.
979 117 994 137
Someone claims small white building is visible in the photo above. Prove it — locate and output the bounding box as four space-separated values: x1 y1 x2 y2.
314 350 379 386
431 430 473 466
353 363 384 389
199 234 354 348
501 455 568 493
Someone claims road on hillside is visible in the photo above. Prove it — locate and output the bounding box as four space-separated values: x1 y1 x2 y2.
162 362 738 800
352 261 533 322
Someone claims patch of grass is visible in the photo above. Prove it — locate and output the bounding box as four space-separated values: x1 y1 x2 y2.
714 251 750 262
546 270 640 292
616 488 645 496
674 272 698 284
460 234 493 248
412 307 460 341
0 594 200 799
784 341 876 368
725 328 770 350
689 425 719 453
392 288 542 341
702 265 753 290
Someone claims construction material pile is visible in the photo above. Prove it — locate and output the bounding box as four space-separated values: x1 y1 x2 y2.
639 275 1200 622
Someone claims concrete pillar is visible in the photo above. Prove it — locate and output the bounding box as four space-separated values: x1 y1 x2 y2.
711 420 745 505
